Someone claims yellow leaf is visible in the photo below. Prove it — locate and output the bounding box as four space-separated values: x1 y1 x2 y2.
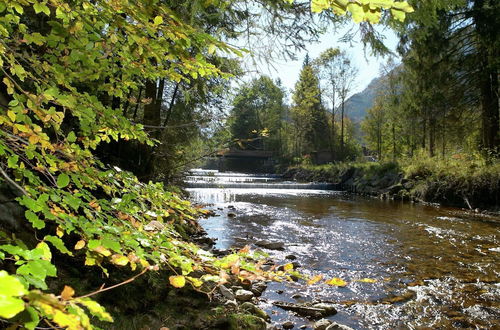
93 246 111 256
7 110 16 122
56 226 64 238
153 16 163 25
187 276 203 287
53 310 81 329
36 241 52 261
283 263 294 271
325 277 347 287
169 275 186 288
74 240 85 250
60 285 75 300
111 254 129 266
356 278 377 283
307 274 323 285
28 134 40 144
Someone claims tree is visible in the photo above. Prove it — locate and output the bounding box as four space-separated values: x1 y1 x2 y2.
336 54 358 152
230 76 286 151
362 101 387 160
290 61 329 156
396 0 499 156
314 48 341 154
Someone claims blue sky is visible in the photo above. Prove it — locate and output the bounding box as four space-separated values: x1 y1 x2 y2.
243 22 399 98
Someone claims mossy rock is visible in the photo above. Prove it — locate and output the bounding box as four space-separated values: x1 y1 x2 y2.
228 313 267 330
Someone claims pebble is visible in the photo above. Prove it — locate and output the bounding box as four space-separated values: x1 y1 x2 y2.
282 321 295 329
325 322 354 330
219 285 235 300
251 282 268 296
224 300 238 308
235 289 254 301
313 319 332 330
255 240 285 250
311 303 337 316
285 254 297 260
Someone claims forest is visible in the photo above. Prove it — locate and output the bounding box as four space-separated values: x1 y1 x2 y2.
0 0 498 329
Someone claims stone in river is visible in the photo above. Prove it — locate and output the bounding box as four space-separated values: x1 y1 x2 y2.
311 303 337 316
313 319 332 330
325 322 354 330
251 282 268 296
235 289 254 301
282 321 295 329
255 240 285 250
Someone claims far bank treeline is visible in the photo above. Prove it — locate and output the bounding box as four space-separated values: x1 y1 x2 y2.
227 0 499 167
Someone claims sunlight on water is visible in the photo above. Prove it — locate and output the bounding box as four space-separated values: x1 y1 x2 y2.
188 170 500 329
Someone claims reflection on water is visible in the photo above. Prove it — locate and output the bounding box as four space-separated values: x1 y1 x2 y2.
187 170 500 329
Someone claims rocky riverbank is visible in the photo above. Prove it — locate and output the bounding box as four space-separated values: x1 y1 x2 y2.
282 161 500 212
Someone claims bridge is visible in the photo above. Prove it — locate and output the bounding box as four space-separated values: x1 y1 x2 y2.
214 149 275 173
216 149 274 159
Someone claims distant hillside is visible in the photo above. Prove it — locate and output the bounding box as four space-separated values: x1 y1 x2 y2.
344 76 384 122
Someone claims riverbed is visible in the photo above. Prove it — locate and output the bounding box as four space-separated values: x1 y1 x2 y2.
187 169 500 329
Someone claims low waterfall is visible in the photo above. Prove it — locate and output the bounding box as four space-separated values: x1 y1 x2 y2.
186 169 335 190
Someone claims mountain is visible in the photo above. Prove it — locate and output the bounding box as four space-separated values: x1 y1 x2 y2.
344 76 384 122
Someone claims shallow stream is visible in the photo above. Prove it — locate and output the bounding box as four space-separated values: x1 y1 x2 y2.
187 169 500 329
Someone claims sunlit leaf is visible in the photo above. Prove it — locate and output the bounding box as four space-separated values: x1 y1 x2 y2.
169 275 186 288
60 285 75 300
325 277 347 287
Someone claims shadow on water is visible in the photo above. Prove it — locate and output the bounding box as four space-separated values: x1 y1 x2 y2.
187 170 500 329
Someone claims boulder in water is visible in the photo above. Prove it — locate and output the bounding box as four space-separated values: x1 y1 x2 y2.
255 240 285 250
313 319 332 330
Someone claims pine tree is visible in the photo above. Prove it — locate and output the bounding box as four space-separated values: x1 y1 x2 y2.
291 63 329 156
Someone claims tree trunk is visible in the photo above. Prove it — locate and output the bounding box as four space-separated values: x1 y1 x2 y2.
340 97 345 151
473 0 500 155
143 79 160 126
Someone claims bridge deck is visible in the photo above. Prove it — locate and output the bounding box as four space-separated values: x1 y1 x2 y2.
216 149 273 159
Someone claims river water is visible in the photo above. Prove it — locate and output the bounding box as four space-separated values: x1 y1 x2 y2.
186 169 500 329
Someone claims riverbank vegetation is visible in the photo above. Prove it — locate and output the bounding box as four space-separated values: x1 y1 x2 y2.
285 155 500 211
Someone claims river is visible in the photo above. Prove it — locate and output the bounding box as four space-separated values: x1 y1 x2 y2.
186 169 500 329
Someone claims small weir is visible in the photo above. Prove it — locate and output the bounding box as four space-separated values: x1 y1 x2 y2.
186 169 335 190
187 169 500 329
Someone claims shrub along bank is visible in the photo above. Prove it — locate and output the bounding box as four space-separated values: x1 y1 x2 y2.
283 159 500 212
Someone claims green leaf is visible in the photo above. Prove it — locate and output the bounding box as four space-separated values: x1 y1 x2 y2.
20 196 43 213
67 131 77 143
0 271 27 296
102 238 121 253
17 259 56 280
33 2 50 16
0 295 25 319
44 236 72 255
57 173 70 188
7 155 18 168
63 194 81 210
24 306 40 330
25 211 45 229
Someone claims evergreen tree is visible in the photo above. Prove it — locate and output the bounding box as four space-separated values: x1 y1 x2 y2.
291 62 329 156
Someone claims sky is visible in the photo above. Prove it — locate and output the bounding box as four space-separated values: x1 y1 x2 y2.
242 22 400 98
